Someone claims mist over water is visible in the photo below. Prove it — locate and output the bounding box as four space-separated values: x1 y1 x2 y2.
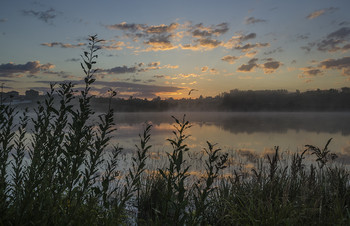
107 112 350 163
13 110 350 164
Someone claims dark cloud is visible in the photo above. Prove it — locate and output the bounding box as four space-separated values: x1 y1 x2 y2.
106 22 179 35
234 43 269 52
319 57 350 76
262 59 282 73
299 66 323 78
224 33 258 49
41 42 86 48
327 27 350 39
100 40 125 50
192 29 211 38
245 17 267 25
106 22 146 32
145 23 179 34
197 38 221 47
100 62 175 74
239 33 256 42
237 58 259 72
101 65 138 74
147 62 160 67
125 32 148 41
306 7 338 20
181 37 222 51
143 34 177 51
190 22 229 38
221 55 240 64
44 70 76 79
298 57 350 78
37 79 182 98
213 23 229 35
264 47 283 55
22 8 59 24
0 61 55 77
317 27 350 52
0 18 7 23
300 44 313 53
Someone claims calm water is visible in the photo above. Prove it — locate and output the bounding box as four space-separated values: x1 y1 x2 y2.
109 112 350 164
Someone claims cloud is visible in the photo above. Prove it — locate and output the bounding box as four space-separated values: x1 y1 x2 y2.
261 59 282 74
0 61 55 77
101 40 125 50
297 57 350 79
327 27 350 39
245 17 267 24
162 64 179 69
100 62 178 75
264 47 283 55
106 21 230 52
100 65 138 74
181 37 222 51
107 22 179 34
306 7 337 19
306 9 326 19
222 33 257 49
238 33 257 42
41 42 86 48
197 38 221 48
143 34 178 51
245 51 258 58
0 18 7 23
221 55 240 64
189 22 229 38
237 58 259 72
106 22 146 32
36 79 183 98
234 42 269 52
298 66 323 78
147 62 160 67
22 8 59 24
93 81 182 98
178 73 200 78
145 23 179 34
209 68 219 74
319 56 350 76
317 27 350 52
201 66 209 72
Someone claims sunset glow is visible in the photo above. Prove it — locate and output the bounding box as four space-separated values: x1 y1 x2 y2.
1 0 350 99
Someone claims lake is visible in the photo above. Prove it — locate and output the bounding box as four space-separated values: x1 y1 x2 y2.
108 112 350 165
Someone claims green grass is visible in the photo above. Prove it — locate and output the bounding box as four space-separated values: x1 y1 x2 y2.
1 35 350 225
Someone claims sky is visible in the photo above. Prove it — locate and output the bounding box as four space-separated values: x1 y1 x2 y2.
1 0 350 99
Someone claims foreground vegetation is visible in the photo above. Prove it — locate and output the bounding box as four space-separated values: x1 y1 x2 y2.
1 35 350 225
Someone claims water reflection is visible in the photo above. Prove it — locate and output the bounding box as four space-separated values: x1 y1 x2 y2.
111 112 350 164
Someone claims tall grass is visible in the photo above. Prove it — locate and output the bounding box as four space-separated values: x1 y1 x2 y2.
1 35 350 225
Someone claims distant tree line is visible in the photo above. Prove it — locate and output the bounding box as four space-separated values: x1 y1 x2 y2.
90 87 350 112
